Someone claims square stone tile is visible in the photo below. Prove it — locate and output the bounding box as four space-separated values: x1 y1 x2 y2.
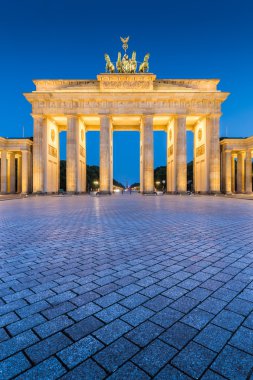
132 339 177 376
172 342 216 379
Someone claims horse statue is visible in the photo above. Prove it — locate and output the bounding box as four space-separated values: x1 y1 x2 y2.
129 51 137 73
139 53 150 73
104 54 115 73
121 54 130 73
116 52 122 73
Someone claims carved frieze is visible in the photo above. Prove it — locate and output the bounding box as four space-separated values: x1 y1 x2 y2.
97 74 156 92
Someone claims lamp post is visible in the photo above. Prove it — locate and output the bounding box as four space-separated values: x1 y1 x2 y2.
93 180 99 191
162 180 166 192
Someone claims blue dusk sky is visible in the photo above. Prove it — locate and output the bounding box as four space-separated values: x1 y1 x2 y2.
0 0 252 185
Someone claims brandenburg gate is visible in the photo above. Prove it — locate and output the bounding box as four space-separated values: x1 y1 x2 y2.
1 38 251 195
21 38 230 195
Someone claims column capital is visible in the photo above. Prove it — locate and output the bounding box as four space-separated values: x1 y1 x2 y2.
206 113 222 119
66 114 78 120
173 114 187 119
31 113 45 120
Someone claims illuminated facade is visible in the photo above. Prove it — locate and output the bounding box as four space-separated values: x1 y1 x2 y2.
0 54 252 195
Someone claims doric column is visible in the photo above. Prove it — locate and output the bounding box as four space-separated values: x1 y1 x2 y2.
21 150 29 194
245 150 252 194
99 115 113 194
9 153 16 193
140 115 154 193
225 150 232 194
231 154 236 193
77 120 86 193
66 115 78 193
208 115 221 193
1 151 7 193
32 115 45 193
17 155 22 193
237 151 245 193
175 116 187 193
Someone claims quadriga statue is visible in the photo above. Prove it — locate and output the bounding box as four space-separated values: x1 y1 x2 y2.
104 54 115 73
139 53 150 73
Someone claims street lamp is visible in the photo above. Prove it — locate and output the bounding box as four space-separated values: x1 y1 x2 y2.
162 180 166 191
93 180 99 191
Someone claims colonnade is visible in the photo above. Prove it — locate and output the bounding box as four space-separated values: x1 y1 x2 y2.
31 113 222 194
222 144 253 194
0 139 33 194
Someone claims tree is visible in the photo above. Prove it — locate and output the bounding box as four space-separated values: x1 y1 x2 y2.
59 161 124 191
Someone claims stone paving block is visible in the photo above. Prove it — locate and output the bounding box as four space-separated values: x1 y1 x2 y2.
162 286 188 300
94 337 139 373
194 323 231 352
107 361 150 379
201 370 226 380
93 318 132 344
16 357 66 380
211 287 237 302
182 308 214 330
68 301 101 321
0 312 20 328
95 292 123 307
151 307 183 328
144 294 173 312
0 352 31 379
187 287 212 301
170 296 200 313
211 345 253 379
0 299 28 316
243 311 253 329
121 305 154 327
57 335 104 369
0 329 39 361
42 301 76 320
17 300 50 318
198 297 227 315
64 315 104 341
25 332 72 364
3 289 33 303
0 328 9 342
60 358 106 380
140 284 166 298
160 322 198 349
229 326 253 355
226 297 253 316
212 310 244 332
47 290 77 305
34 314 73 338
95 303 128 323
7 313 46 336
154 364 192 379
132 339 177 376
126 320 164 347
118 284 143 296
172 341 216 379
119 293 148 309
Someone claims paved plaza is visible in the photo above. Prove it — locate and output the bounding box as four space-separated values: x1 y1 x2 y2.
0 194 253 379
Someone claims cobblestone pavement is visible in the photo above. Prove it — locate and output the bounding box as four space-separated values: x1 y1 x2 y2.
0 194 253 379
